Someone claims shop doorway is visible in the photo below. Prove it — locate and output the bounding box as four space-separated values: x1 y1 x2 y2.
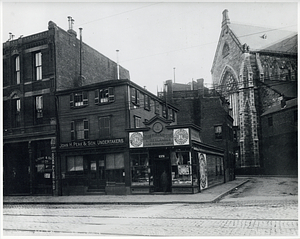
88 156 106 192
152 152 171 193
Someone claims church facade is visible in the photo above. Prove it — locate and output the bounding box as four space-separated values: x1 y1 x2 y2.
211 10 297 175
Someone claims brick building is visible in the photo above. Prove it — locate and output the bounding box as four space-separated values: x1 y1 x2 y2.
211 10 297 175
261 98 297 175
159 79 236 183
3 19 129 196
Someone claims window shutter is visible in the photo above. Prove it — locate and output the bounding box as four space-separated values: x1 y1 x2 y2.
83 91 88 105
95 90 99 104
84 120 89 139
70 94 74 108
71 121 75 141
108 87 115 102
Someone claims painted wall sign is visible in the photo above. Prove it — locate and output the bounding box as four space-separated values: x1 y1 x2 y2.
60 138 125 149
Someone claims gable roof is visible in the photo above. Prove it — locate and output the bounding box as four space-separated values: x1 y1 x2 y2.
263 80 298 99
229 22 297 53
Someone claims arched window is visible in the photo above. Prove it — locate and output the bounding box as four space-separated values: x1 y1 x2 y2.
222 43 230 57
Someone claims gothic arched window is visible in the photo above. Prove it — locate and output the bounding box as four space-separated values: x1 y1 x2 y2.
222 43 230 57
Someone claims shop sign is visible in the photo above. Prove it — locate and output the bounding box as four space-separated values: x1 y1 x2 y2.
199 153 208 190
60 138 125 149
129 128 190 148
173 128 189 145
129 132 143 148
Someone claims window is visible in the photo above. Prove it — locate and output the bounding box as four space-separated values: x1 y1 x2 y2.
215 125 222 139
131 153 150 186
144 94 150 110
171 151 192 185
13 99 21 127
34 52 42 80
67 156 83 172
71 120 89 141
99 116 111 138
95 87 115 104
131 88 140 106
169 108 174 121
70 92 88 108
268 116 273 127
155 101 160 114
35 96 43 118
106 153 125 183
15 55 20 84
222 42 230 57
162 104 167 118
134 116 142 128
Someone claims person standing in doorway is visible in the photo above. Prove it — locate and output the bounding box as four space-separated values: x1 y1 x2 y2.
161 170 168 192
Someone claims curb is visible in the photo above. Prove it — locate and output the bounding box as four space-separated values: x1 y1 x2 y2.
211 179 250 203
3 180 250 205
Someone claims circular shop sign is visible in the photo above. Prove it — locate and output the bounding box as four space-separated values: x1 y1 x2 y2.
130 132 143 147
174 129 189 145
153 122 163 133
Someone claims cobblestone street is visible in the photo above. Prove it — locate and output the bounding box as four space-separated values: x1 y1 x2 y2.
3 200 298 236
3 177 298 237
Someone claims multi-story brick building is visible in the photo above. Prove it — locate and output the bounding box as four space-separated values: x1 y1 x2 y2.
211 10 297 175
159 79 236 183
3 19 129 196
57 78 228 195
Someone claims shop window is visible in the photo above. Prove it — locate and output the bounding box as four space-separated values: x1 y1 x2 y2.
99 116 111 138
95 87 115 104
214 125 222 139
106 153 125 183
268 116 273 127
15 55 20 84
131 88 140 106
171 151 192 185
35 96 43 120
71 120 89 141
70 92 88 108
34 52 42 81
67 156 83 172
144 94 150 110
134 115 142 128
131 153 150 186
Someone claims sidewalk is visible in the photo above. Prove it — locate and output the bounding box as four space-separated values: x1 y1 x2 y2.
3 178 250 205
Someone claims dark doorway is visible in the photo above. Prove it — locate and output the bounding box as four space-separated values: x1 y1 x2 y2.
152 150 171 193
88 155 106 193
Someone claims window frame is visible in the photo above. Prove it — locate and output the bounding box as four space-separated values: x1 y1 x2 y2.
70 91 88 108
134 115 142 128
71 119 89 141
34 52 42 81
131 88 140 106
214 125 223 140
95 87 115 104
144 94 150 111
15 55 20 84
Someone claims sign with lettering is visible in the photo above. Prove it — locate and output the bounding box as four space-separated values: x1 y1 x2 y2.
129 132 143 148
173 128 189 145
59 138 125 149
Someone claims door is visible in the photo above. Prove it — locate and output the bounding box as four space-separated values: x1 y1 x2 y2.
89 157 106 191
153 158 171 192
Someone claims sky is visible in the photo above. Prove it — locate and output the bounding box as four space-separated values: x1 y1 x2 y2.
2 1 298 95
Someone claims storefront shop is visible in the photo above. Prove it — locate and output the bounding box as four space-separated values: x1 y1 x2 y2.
128 118 225 194
59 138 130 195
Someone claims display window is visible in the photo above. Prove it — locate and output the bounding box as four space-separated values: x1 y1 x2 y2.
171 151 192 185
131 153 151 186
106 153 125 183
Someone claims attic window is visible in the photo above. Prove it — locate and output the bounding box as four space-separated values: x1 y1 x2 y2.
222 43 229 57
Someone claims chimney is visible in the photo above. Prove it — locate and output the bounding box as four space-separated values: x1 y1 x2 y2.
222 9 230 28
116 50 120 80
67 16 77 37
